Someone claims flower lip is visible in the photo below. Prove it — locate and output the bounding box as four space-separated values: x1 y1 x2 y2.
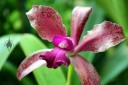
39 47 70 68
52 36 75 51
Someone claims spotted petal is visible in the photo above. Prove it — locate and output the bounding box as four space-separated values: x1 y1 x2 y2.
26 5 66 42
17 49 52 80
70 54 100 85
71 6 92 46
75 21 125 53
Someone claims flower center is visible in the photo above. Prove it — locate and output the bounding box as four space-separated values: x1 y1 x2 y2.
52 36 75 51
58 40 68 49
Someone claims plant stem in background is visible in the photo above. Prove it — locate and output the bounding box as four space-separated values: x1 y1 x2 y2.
66 64 73 85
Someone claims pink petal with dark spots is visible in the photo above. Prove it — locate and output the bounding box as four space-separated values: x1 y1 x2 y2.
40 47 70 68
70 54 100 85
71 6 92 46
52 36 75 51
26 5 66 42
75 21 125 53
17 49 52 80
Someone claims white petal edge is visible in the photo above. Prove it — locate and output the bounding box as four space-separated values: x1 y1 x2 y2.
19 60 47 80
17 49 52 80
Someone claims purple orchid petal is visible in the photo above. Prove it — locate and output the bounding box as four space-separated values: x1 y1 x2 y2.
75 21 125 53
71 6 92 46
70 54 100 85
52 36 75 51
17 49 52 80
40 47 70 68
26 5 67 42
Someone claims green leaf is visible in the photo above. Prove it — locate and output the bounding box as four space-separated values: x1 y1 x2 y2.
112 0 128 37
0 34 21 70
80 52 94 62
20 33 66 85
100 43 128 85
81 1 105 38
96 0 128 37
3 61 35 85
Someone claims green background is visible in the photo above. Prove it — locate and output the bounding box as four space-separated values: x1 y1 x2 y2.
0 0 128 85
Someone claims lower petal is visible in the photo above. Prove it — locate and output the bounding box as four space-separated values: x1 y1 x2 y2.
17 49 52 80
70 54 100 85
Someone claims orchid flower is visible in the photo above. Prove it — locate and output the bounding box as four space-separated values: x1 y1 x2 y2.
17 5 125 85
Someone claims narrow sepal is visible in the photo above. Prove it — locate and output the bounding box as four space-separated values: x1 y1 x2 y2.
71 6 92 45
70 54 100 85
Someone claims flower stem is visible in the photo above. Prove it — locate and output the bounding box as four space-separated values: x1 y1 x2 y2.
66 64 73 85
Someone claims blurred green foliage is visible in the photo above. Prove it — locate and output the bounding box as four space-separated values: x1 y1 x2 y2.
0 0 128 85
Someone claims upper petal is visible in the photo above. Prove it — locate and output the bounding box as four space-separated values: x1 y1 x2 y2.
71 6 92 46
26 5 67 42
17 49 52 80
75 21 125 53
70 54 100 85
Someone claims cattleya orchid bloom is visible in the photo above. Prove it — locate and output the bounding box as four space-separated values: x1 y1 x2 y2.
17 5 125 85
